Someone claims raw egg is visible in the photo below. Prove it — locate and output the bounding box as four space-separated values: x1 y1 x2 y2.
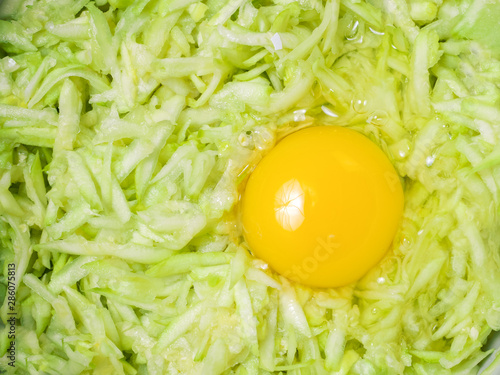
241 126 404 288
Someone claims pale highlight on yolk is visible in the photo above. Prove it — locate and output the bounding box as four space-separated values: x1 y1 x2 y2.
241 126 404 288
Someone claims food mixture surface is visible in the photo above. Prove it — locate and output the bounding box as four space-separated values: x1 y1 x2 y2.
0 0 500 374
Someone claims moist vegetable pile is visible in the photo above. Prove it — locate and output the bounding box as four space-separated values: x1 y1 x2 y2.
1 0 500 373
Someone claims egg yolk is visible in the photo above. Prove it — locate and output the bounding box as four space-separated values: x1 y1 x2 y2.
240 126 404 288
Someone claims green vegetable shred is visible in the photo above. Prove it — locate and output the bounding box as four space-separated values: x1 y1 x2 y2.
0 0 499 373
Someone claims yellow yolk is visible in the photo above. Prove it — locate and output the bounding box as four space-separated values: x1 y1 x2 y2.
240 126 404 288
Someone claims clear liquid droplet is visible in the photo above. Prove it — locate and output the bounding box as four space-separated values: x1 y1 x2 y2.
352 98 368 113
238 132 253 148
367 110 388 126
345 20 359 40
